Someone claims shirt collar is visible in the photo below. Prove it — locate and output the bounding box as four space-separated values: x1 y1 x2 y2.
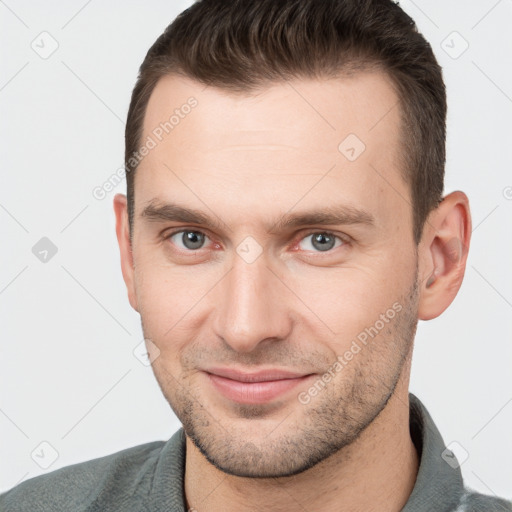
402 392 464 511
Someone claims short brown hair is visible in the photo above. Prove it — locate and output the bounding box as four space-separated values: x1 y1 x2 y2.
125 0 446 244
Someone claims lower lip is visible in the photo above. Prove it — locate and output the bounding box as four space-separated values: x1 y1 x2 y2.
205 373 313 404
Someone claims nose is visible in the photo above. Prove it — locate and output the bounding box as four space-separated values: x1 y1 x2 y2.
212 249 293 353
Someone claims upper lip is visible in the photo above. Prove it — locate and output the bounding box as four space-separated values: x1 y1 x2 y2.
204 367 312 382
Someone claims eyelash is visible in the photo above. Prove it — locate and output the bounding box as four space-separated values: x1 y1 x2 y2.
163 228 350 255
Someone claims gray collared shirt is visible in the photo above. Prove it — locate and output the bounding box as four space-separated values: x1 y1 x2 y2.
1 393 511 511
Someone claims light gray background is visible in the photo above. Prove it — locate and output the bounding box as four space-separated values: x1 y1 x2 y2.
1 0 511 499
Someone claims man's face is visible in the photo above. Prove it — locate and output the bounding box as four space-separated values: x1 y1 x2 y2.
126 72 421 477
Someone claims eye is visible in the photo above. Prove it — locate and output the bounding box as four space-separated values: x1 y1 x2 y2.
167 230 210 251
297 231 345 253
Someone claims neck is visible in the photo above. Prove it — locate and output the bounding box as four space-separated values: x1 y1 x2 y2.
184 381 419 512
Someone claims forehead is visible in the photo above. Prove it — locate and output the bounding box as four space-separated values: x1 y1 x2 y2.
136 72 409 236
142 71 401 156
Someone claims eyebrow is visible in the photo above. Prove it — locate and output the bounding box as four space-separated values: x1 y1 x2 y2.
140 200 375 233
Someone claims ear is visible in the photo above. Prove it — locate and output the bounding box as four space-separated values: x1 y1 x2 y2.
113 193 139 312
417 191 472 321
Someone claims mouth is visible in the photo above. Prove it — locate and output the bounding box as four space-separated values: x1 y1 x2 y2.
203 367 315 404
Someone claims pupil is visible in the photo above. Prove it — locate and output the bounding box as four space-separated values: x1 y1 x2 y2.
312 233 334 251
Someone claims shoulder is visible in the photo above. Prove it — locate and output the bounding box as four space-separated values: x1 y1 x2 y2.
459 489 512 511
0 440 166 512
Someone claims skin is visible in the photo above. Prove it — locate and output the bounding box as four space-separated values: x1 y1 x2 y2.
114 72 471 511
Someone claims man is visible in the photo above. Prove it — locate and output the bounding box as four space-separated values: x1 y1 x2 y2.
2 0 511 510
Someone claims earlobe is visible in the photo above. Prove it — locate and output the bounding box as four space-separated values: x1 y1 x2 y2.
417 191 471 321
113 193 139 312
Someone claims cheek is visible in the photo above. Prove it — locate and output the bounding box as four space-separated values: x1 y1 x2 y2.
293 260 414 359
289 267 394 332
134 250 199 306
133 261 218 350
